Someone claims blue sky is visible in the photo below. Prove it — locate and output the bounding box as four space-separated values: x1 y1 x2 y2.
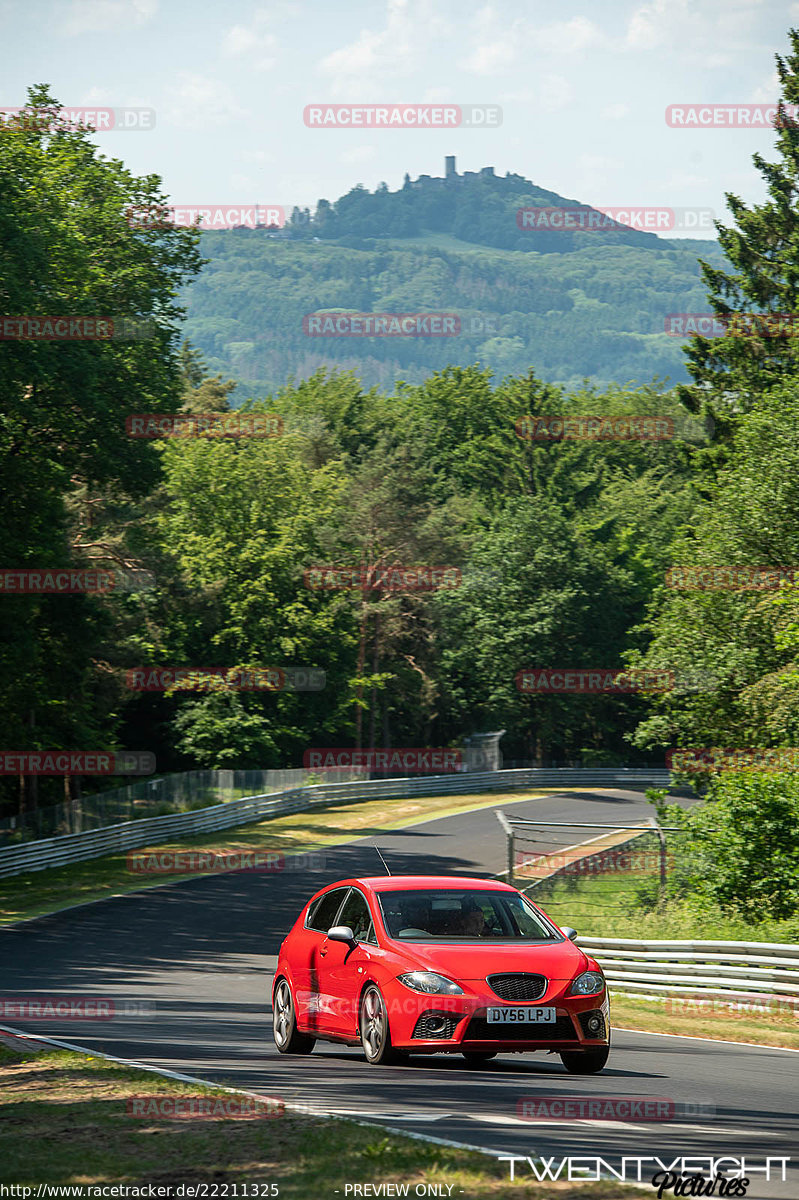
2 0 797 237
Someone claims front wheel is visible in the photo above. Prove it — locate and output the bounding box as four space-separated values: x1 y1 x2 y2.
360 985 404 1065
273 978 316 1054
559 1043 610 1074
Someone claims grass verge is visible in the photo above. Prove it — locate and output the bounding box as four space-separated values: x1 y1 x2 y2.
609 995 799 1050
0 1043 649 1199
0 788 545 926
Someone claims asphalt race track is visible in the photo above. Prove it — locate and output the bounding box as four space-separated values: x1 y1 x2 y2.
1 787 796 1199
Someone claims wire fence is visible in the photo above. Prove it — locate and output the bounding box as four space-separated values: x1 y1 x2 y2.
0 767 363 846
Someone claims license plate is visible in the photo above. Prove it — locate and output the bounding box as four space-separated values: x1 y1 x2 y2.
486 1006 556 1024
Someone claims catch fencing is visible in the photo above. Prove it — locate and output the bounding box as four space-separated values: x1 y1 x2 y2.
0 767 669 879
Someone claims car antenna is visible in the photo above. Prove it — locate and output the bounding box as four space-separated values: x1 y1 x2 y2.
374 845 393 876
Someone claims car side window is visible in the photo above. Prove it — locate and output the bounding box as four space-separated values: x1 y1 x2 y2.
336 888 377 944
305 887 348 933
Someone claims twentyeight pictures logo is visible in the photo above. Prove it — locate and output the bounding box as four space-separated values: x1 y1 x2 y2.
303 104 501 128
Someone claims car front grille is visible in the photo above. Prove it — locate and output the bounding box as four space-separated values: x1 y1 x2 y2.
411 1011 463 1039
486 972 547 1001
465 1013 577 1041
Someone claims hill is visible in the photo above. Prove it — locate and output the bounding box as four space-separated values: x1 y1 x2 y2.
181 159 726 395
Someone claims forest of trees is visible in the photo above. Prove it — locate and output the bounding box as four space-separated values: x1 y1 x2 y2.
184 231 722 395
4 28 799 823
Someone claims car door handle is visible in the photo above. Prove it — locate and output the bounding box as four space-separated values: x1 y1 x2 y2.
320 946 328 957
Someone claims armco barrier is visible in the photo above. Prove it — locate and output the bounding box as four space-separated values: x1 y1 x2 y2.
578 936 799 1006
0 767 669 879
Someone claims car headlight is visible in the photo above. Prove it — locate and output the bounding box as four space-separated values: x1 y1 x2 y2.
397 971 464 995
568 970 605 996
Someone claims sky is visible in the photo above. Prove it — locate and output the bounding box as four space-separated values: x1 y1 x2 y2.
1 0 797 238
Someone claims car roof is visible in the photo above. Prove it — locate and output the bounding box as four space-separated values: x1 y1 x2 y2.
325 875 516 893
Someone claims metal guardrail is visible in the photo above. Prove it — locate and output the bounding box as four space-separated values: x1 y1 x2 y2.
578 936 799 1006
0 767 670 879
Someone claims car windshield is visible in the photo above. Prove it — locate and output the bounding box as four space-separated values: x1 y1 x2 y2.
376 888 559 942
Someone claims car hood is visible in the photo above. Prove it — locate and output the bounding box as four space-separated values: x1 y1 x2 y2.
393 938 588 981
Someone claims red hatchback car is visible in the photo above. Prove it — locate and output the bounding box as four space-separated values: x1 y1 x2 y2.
272 875 610 1072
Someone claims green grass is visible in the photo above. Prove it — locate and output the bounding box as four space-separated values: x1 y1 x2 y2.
523 831 799 944
0 1044 650 1198
610 995 799 1049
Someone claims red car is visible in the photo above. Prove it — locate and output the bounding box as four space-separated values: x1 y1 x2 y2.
271 875 610 1072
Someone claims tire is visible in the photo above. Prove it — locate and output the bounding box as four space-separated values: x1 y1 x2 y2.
360 985 404 1065
559 1044 610 1074
462 1051 497 1065
272 978 316 1055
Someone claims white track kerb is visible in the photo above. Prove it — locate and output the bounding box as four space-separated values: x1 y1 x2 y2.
0 1024 504 1160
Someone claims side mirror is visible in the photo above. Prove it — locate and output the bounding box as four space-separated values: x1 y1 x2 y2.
327 925 355 944
561 926 578 941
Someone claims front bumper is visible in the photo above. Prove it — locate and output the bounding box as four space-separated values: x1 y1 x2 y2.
387 984 610 1052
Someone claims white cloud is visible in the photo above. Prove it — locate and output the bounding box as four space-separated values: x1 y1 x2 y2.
318 0 449 96
462 38 517 75
340 145 377 164
751 69 780 104
625 0 760 62
62 0 156 35
602 102 630 121
164 73 247 131
536 17 607 55
222 10 278 70
537 74 574 113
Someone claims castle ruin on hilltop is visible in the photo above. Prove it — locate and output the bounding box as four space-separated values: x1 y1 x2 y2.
410 156 495 188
